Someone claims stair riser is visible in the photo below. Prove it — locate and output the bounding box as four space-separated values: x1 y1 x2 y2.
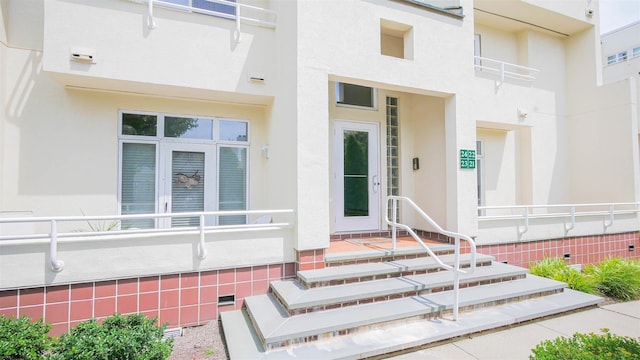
262 288 565 351
301 260 492 288
276 274 527 316
325 250 455 268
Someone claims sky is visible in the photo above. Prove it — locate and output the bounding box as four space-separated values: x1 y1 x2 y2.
599 0 640 33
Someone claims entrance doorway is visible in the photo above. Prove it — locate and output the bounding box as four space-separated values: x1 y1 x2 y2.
333 120 380 232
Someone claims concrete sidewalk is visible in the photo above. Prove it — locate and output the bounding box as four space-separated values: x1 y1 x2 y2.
391 301 640 359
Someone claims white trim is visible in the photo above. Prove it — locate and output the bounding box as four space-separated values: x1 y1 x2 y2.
334 120 381 232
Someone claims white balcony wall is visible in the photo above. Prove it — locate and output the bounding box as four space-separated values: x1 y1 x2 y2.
0 229 295 289
42 0 277 103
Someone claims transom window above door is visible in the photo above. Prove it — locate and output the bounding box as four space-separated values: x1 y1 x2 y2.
120 112 248 142
118 111 249 229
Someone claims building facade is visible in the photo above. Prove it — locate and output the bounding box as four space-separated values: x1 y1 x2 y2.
1 0 639 335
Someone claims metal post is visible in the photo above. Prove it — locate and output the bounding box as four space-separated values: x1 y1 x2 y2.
198 214 207 259
50 220 64 272
392 198 397 250
452 235 460 320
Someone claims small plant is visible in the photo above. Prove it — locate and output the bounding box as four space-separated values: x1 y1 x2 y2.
529 258 596 294
585 258 640 301
530 328 640 359
48 313 173 360
0 315 52 360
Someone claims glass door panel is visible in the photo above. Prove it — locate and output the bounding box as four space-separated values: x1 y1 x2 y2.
171 150 205 227
334 121 380 232
343 131 369 217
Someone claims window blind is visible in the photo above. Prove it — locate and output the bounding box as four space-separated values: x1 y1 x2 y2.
171 151 205 227
121 143 156 229
218 146 247 225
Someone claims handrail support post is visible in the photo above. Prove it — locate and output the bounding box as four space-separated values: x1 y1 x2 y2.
198 214 208 259
49 220 64 272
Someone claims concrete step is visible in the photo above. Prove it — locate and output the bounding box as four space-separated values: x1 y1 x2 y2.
221 288 602 359
298 252 494 288
244 274 567 350
324 243 455 267
271 261 527 314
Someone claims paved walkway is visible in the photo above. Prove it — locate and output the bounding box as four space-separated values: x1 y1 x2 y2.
391 301 640 359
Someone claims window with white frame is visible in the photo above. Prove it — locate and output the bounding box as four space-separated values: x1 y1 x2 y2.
633 46 640 58
160 0 237 16
336 82 377 109
118 111 249 229
617 50 628 62
607 54 617 65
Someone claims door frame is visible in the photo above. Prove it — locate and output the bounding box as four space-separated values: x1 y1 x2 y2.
160 142 216 227
333 120 381 232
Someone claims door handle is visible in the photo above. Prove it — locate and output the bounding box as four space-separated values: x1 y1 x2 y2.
372 175 380 193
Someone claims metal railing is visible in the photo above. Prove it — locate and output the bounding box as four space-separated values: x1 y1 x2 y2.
474 56 540 83
0 209 295 273
129 0 277 42
386 196 477 321
478 202 640 236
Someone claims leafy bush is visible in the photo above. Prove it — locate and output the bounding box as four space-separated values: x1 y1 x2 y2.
530 328 640 360
0 315 52 360
529 258 596 294
584 258 640 301
48 313 173 360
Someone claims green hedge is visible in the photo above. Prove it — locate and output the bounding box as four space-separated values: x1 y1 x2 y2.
531 329 640 360
0 313 173 360
0 316 51 360
529 257 640 301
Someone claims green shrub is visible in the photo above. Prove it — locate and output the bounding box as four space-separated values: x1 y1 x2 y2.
529 258 596 294
530 329 640 360
585 258 640 301
48 313 173 360
0 315 52 360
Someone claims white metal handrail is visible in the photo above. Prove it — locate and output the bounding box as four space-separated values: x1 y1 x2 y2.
0 209 295 272
386 196 477 321
130 0 277 40
478 202 640 236
474 56 540 82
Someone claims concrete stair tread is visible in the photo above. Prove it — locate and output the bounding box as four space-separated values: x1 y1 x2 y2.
247 274 567 345
222 289 603 359
298 253 494 284
324 243 455 263
272 261 527 310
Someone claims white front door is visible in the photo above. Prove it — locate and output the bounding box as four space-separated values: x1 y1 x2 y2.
334 120 380 232
162 143 215 227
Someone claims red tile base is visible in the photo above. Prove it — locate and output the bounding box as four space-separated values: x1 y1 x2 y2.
0 262 294 335
477 232 640 268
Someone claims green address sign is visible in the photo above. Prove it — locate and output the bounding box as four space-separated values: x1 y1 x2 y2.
460 149 476 169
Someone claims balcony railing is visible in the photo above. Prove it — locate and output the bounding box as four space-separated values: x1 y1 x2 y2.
474 56 540 83
0 209 295 273
129 0 277 42
478 202 640 237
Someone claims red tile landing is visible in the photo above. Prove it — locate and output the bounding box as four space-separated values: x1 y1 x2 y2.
327 236 442 254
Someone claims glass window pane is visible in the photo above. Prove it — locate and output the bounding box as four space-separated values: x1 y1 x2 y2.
218 147 247 225
171 151 205 227
122 113 157 136
219 120 248 142
343 131 369 217
193 0 236 15
337 83 375 108
121 143 156 229
165 117 213 139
